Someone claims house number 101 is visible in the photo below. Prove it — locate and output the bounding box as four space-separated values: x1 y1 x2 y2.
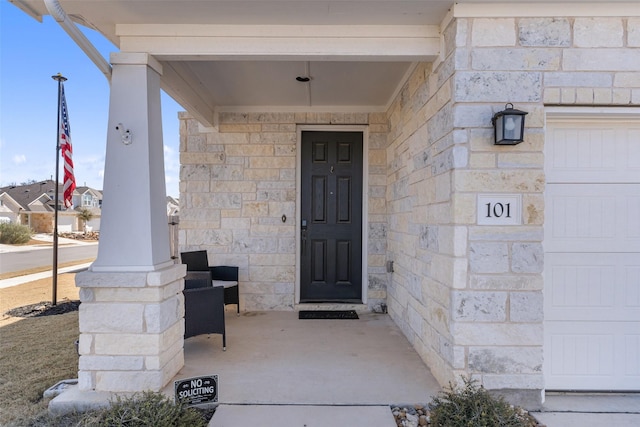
485 202 511 219
477 194 521 225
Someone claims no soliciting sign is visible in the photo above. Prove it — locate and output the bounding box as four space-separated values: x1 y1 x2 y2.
175 375 218 405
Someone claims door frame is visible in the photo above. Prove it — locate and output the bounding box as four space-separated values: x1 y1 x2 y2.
295 125 369 305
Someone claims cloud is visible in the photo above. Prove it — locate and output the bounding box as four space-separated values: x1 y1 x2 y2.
12 154 26 164
164 144 180 197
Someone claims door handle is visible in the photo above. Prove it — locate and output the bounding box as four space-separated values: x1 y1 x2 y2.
301 219 307 254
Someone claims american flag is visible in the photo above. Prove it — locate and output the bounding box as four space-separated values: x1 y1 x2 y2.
59 84 76 208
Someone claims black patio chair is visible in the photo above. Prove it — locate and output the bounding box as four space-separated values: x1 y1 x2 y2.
181 250 240 314
183 271 226 350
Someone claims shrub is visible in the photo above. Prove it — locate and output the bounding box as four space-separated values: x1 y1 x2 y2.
0 223 33 244
428 377 538 427
77 391 207 427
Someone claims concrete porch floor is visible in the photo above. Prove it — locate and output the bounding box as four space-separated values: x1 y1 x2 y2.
164 311 441 406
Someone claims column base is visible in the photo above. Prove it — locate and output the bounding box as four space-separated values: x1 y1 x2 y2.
76 264 186 392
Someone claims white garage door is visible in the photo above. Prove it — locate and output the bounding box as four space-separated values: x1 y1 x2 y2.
544 112 640 390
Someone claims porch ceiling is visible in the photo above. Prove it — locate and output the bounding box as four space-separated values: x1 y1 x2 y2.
11 0 632 126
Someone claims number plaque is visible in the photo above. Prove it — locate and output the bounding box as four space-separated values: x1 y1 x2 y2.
477 194 522 225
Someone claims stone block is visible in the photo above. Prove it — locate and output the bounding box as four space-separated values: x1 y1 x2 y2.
192 192 241 209
407 304 423 336
543 88 560 104
452 322 543 346
563 49 640 71
480 373 544 391
231 237 279 253
497 152 544 169
612 88 631 104
560 88 576 104
181 152 225 164
180 164 210 181
452 291 507 322
92 287 162 303
518 18 571 47
544 72 612 88
76 270 148 289
79 303 144 333
469 242 509 273
144 296 181 333
146 264 186 287
77 371 94 390
453 170 544 193
574 18 623 47
593 88 612 104
511 243 543 273
78 334 93 355
452 104 493 128
218 123 261 133
249 157 296 169
145 340 184 370
452 193 476 224
630 18 640 47
523 195 544 226
469 226 543 242
472 49 560 71
244 169 280 180
96 371 165 392
472 19 516 47
614 72 640 88
576 88 594 104
211 164 244 180
211 181 257 193
219 112 248 123
470 274 543 291
249 266 295 282
79 355 144 371
469 347 542 374
242 293 293 310
510 291 543 322
94 333 161 356
455 72 542 103
185 229 233 246
221 217 251 229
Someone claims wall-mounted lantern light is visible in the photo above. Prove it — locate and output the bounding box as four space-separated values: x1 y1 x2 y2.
491 103 528 145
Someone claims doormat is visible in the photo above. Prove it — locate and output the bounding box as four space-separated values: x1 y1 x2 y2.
299 310 359 320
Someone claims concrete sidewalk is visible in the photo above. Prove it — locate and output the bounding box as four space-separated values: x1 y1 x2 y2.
0 262 93 289
0 233 98 254
210 405 396 427
532 393 640 427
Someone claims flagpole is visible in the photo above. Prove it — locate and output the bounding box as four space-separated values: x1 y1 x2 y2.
51 73 67 306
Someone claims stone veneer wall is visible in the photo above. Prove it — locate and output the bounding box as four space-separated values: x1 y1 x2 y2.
179 112 389 311
386 15 640 407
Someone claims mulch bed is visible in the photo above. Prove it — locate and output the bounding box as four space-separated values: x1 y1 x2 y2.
5 300 80 318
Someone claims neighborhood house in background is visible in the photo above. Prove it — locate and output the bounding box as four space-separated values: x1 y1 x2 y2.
0 180 102 233
0 180 180 234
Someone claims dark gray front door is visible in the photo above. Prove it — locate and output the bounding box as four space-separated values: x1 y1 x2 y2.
300 131 363 302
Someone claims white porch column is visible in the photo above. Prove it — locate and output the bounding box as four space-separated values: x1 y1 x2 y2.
75 53 184 392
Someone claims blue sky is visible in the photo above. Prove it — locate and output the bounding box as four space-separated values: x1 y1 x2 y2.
0 0 182 197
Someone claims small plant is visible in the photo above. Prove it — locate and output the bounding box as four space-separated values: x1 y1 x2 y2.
0 222 33 244
76 208 94 235
77 391 207 427
428 377 538 427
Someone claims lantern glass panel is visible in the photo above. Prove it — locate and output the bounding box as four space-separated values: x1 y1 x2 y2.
495 115 504 142
503 115 523 141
